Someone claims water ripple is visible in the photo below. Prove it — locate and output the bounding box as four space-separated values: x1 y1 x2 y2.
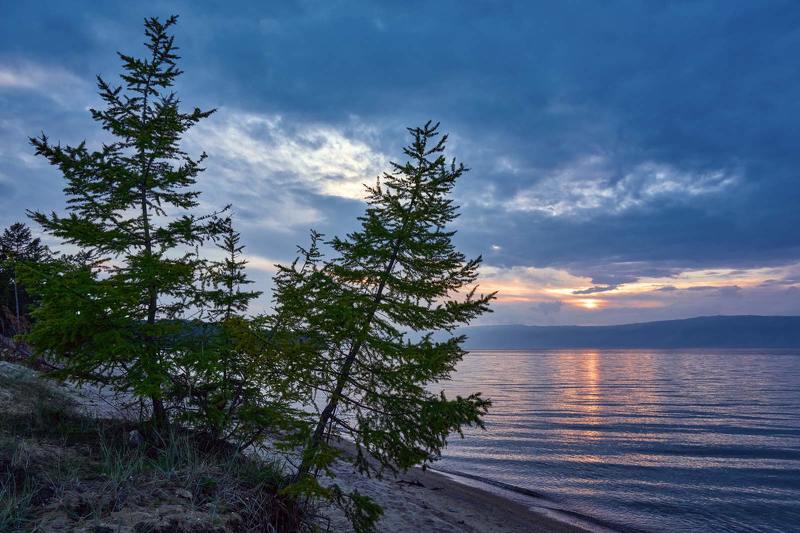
436 349 800 532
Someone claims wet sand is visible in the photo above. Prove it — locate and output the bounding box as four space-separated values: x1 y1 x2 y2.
323 443 619 533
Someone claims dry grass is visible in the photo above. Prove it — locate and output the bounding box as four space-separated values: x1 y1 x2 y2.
0 362 307 532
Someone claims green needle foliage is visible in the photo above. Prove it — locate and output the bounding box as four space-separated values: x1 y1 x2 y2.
205 218 263 323
175 217 307 448
173 216 261 441
20 15 226 430
275 122 495 530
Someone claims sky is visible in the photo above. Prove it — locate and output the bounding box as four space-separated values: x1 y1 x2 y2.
1 1 799 326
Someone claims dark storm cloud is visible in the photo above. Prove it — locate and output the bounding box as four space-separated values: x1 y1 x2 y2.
2 1 799 321
459 199 800 278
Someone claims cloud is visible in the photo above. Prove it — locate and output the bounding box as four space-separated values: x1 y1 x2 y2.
686 285 719 292
243 254 281 274
189 110 388 202
533 300 562 316
717 285 742 298
471 260 800 325
572 285 617 295
0 60 87 104
480 261 797 307
0 63 68 89
505 156 738 217
477 264 590 303
184 109 392 242
2 1 800 325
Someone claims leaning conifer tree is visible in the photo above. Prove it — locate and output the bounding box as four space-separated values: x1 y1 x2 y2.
22 16 224 429
277 122 494 528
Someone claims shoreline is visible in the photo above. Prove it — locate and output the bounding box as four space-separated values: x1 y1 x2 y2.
325 441 622 532
429 466 626 533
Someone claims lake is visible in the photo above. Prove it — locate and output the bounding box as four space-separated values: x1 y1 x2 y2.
436 349 800 532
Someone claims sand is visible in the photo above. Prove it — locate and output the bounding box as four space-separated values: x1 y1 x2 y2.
323 459 613 533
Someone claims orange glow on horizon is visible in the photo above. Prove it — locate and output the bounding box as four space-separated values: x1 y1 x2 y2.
468 261 800 312
575 298 603 310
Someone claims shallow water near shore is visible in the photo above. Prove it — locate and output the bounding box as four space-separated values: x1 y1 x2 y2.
436 349 800 532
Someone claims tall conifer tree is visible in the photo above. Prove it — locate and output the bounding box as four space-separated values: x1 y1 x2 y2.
22 16 223 428
275 123 494 528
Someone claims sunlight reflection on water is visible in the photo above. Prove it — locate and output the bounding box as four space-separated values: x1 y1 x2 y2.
436 349 800 532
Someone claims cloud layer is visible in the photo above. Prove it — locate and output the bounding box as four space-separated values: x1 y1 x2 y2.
1 1 799 324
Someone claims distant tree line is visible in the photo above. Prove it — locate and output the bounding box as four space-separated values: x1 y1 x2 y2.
10 16 495 532
0 222 50 337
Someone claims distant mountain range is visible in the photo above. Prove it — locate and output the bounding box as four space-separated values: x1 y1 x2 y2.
458 315 800 349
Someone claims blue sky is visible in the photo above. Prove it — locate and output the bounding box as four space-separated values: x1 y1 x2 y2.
2 1 799 325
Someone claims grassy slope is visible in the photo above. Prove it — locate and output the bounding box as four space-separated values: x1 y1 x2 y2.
0 362 303 532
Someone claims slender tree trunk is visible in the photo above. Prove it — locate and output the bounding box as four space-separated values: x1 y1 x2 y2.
136 71 167 431
296 183 422 479
12 272 20 333
142 198 165 428
141 185 166 430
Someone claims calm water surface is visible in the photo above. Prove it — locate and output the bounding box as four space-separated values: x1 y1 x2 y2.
437 350 800 532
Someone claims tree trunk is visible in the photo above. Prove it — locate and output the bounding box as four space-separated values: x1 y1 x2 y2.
295 183 422 480
12 273 20 333
137 72 166 432
151 397 167 432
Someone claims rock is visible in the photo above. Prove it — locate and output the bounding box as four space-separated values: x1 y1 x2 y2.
127 429 145 447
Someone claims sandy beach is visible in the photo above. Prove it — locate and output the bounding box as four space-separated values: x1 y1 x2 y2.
324 459 614 533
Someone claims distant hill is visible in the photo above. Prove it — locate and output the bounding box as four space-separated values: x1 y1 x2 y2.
458 315 800 349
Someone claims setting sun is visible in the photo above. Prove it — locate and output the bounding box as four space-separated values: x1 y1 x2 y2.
576 298 603 310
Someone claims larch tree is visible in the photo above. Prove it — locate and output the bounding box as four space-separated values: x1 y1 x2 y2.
275 122 495 530
21 15 225 430
175 216 303 447
205 218 262 323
